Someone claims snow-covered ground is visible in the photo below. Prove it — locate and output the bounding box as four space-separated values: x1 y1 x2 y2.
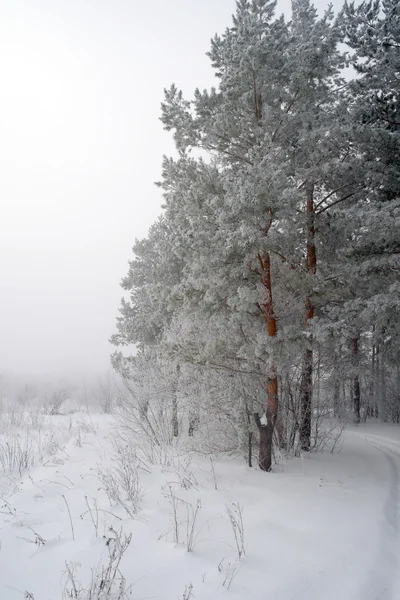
0 416 399 600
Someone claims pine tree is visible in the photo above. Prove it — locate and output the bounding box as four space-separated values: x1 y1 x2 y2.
160 0 351 465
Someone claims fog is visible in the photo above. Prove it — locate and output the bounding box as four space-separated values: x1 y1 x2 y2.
0 0 338 387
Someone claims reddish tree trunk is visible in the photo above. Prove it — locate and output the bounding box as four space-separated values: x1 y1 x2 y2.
255 251 278 472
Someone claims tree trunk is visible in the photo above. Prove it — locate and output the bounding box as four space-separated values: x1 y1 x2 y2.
255 251 278 472
370 332 376 417
376 344 380 419
246 407 253 468
172 364 180 437
353 375 361 423
351 337 361 424
380 341 386 420
300 348 313 450
316 344 321 408
172 396 179 437
276 413 286 450
300 184 316 452
333 377 340 418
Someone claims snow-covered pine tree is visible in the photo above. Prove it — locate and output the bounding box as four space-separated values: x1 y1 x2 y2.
324 0 400 421
111 216 183 438
112 0 399 469
160 0 352 465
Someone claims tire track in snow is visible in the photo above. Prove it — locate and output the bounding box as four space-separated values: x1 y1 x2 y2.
352 432 400 600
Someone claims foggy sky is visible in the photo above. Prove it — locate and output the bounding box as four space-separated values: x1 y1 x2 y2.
0 0 339 381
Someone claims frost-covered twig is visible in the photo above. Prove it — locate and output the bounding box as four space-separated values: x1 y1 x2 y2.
63 527 132 599
162 486 202 551
84 495 99 536
226 502 245 558
181 583 194 600
62 494 75 541
222 560 241 590
209 457 218 490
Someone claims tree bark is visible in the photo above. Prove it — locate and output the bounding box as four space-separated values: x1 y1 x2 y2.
376 343 380 419
370 331 376 417
380 340 387 420
333 377 340 418
255 251 278 472
300 184 316 451
276 413 286 450
172 364 180 437
300 348 313 450
351 337 361 424
246 407 253 468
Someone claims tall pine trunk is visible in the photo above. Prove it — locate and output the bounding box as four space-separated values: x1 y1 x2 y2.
255 252 278 472
333 378 340 418
380 339 386 420
371 331 376 417
300 185 316 452
351 337 361 424
172 364 180 437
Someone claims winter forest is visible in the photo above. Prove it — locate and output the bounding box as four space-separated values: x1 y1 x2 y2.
1 1 400 599
112 0 400 472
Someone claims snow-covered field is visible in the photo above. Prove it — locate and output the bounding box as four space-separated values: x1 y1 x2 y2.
0 414 399 600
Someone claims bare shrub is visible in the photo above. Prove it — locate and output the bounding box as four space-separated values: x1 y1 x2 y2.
80 496 123 536
113 357 182 466
63 527 132 599
94 371 116 414
0 407 76 490
75 417 97 436
311 412 348 453
83 495 99 537
226 502 245 559
18 526 46 547
0 404 25 430
161 485 201 551
218 558 241 591
115 383 177 467
0 437 35 476
185 498 201 552
96 453 142 519
181 583 194 600
46 386 69 415
172 458 198 490
62 494 75 541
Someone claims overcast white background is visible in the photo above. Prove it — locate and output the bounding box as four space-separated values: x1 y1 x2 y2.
0 0 336 381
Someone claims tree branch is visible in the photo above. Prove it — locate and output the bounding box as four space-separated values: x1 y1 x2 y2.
315 182 358 210
316 190 362 214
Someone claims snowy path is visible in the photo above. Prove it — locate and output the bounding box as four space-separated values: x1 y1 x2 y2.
347 424 400 600
0 418 399 600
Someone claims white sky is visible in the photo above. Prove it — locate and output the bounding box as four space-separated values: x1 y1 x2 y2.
0 0 338 380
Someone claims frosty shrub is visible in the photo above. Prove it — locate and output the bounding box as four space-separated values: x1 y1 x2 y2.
63 527 132 600
226 502 245 559
45 387 69 416
161 484 202 552
171 456 198 490
0 436 35 476
96 451 142 519
181 583 194 600
114 376 178 467
218 558 241 591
